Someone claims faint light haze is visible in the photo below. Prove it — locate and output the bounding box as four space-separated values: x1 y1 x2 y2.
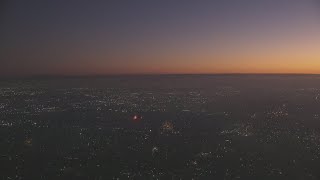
0 0 320 76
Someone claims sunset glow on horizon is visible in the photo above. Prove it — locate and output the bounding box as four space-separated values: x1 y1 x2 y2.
1 0 320 76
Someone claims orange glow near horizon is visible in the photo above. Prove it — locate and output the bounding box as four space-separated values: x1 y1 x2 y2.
1 1 320 76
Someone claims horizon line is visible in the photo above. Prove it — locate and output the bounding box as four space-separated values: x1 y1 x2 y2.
1 73 320 79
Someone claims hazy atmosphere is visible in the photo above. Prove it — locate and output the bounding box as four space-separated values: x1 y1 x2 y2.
1 0 320 76
2 1 320 179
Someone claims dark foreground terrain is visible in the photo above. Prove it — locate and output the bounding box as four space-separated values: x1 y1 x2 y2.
1 75 320 179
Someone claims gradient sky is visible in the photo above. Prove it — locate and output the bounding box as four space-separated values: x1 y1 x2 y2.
1 0 320 76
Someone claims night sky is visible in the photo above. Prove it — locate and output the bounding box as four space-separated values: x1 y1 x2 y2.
1 0 320 76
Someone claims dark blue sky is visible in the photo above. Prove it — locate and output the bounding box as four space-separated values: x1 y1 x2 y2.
1 0 319 76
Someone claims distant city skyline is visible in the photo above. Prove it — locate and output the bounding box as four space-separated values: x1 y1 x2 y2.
1 0 320 77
